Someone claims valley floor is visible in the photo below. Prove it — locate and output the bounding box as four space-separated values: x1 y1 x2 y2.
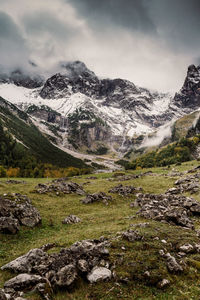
1 161 200 299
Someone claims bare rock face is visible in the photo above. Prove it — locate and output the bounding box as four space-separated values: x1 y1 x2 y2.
62 215 81 224
81 192 112 205
133 193 200 228
0 193 41 234
87 267 112 283
174 64 200 109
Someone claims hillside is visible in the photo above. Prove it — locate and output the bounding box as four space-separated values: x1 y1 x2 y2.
0 97 87 170
1 161 200 299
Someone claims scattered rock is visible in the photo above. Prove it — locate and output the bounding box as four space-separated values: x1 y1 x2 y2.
122 230 143 242
62 215 81 224
86 176 97 180
1 238 111 298
157 279 170 289
87 267 112 283
165 253 183 273
133 193 200 228
109 184 143 196
0 193 41 234
81 192 112 205
33 180 85 195
179 244 194 253
4 180 26 185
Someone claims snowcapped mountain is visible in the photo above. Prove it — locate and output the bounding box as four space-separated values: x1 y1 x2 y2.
0 61 199 157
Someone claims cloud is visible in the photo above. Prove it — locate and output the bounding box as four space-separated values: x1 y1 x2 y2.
67 0 156 33
0 11 29 71
0 0 199 92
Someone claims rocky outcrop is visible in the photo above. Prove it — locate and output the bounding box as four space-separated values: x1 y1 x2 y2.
1 238 111 299
81 192 112 205
33 180 85 195
133 193 200 228
109 184 143 196
174 64 200 109
0 193 41 234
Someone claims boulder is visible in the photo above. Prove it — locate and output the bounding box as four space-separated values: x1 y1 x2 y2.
0 193 41 233
62 215 81 224
1 248 48 273
4 274 44 291
0 217 20 234
165 253 183 273
81 192 112 204
55 265 77 287
87 267 112 283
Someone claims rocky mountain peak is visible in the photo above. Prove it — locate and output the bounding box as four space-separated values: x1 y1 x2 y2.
174 64 200 109
60 60 97 80
0 68 44 89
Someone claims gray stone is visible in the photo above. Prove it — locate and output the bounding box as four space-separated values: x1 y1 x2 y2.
157 279 170 289
62 215 81 224
165 253 183 273
179 244 194 253
0 217 20 234
0 289 7 300
55 265 77 287
4 274 43 291
87 267 112 283
1 248 48 273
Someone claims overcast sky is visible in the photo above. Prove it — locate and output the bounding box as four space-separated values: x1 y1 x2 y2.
0 0 200 92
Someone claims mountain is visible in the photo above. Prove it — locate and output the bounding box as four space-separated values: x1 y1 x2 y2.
0 96 87 169
0 61 199 160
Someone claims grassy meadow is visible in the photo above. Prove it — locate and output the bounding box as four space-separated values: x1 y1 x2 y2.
0 160 200 299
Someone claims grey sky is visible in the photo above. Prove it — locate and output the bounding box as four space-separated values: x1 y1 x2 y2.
0 0 200 92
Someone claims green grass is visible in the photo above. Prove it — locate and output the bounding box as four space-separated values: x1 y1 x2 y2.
0 161 200 299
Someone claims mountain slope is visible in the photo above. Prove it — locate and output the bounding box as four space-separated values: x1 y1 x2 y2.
0 61 199 158
0 97 87 169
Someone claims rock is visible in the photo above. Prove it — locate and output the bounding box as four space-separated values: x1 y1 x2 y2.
179 244 194 253
62 215 81 224
77 259 89 273
81 192 112 205
122 230 143 242
0 217 20 234
109 184 142 196
133 193 200 228
4 274 44 291
0 289 7 300
87 267 112 283
157 279 170 289
1 248 48 273
0 193 41 233
55 265 77 287
33 180 85 195
165 253 183 273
